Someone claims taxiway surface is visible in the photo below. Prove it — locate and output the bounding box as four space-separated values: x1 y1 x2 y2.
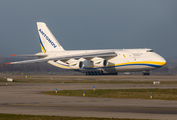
0 77 177 119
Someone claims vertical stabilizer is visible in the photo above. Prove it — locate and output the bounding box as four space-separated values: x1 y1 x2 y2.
37 22 64 52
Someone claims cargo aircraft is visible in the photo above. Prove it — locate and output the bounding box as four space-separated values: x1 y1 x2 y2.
6 22 166 75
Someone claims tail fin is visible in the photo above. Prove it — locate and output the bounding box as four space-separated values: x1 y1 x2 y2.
37 22 64 53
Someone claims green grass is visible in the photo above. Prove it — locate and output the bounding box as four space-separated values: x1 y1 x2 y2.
44 89 177 100
0 113 146 120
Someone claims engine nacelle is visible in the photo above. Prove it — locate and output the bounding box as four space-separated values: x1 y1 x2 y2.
69 60 84 69
93 58 108 67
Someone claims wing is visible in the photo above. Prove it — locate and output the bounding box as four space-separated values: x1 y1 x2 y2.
9 53 48 57
6 51 117 64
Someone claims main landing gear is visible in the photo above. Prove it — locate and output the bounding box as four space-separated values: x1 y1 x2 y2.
84 71 118 75
84 71 103 75
142 71 150 75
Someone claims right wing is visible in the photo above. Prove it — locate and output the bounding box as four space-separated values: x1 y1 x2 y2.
6 51 117 64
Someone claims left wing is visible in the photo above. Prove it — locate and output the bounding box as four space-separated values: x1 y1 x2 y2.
9 53 48 57
6 51 117 64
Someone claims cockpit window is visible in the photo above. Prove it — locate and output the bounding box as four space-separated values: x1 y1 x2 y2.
146 49 154 52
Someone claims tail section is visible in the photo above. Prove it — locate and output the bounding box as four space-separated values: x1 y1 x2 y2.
37 22 64 52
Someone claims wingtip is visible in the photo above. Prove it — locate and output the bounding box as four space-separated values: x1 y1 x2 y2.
10 54 16 56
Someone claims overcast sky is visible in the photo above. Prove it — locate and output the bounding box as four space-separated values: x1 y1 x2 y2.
0 0 177 59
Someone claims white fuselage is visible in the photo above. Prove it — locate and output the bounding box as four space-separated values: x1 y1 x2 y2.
46 48 166 74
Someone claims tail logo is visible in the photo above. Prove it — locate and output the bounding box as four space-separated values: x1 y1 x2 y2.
39 29 57 48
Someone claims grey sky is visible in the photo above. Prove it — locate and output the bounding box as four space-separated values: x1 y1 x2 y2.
0 0 177 59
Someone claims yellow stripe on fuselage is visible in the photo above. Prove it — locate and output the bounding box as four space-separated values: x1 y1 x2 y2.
50 61 166 69
54 62 70 68
109 61 166 67
86 61 166 68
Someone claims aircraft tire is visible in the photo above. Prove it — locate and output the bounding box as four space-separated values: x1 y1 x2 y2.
94 71 97 75
143 72 150 76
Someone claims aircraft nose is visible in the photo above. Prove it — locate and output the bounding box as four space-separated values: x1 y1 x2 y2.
159 56 166 66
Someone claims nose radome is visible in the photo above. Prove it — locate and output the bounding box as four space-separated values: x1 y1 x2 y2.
159 56 166 66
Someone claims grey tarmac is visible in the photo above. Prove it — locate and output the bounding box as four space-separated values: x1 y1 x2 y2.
1 77 177 119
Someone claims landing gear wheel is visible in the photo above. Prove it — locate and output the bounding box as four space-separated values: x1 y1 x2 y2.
142 71 150 76
94 71 97 75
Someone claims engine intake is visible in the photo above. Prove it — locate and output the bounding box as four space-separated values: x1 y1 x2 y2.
93 58 108 67
69 60 84 69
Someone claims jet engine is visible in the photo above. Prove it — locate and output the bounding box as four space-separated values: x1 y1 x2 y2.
93 58 108 67
69 60 84 69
